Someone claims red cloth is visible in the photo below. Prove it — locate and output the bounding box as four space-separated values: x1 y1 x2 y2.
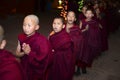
64 24 86 68
78 13 86 21
95 16 109 52
0 49 24 80
100 19 108 51
80 19 102 67
48 30 75 80
18 32 51 80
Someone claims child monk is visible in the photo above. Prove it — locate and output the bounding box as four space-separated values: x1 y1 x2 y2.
48 16 75 80
0 25 24 80
79 8 102 68
16 14 51 80
78 5 88 22
65 11 86 75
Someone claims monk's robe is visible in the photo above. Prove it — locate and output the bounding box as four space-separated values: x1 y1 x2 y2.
105 7 119 33
18 32 51 80
81 19 102 67
78 13 86 22
48 29 74 80
65 24 85 68
0 49 24 80
95 16 109 52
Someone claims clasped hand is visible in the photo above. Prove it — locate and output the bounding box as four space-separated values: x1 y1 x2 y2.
22 43 31 55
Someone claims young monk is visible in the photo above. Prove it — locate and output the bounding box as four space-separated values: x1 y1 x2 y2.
48 16 75 80
79 8 102 68
78 5 88 22
95 7 108 52
0 25 24 80
65 11 85 75
15 14 51 80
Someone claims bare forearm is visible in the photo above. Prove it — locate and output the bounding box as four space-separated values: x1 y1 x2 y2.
15 51 24 57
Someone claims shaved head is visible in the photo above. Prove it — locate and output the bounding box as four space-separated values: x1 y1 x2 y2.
0 25 4 42
24 14 39 25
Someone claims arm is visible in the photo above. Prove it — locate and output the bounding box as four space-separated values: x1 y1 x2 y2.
15 41 25 57
0 40 6 49
79 21 89 32
99 23 103 29
79 21 82 29
81 24 89 32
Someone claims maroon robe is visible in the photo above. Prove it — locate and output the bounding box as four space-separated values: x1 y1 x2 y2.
81 19 102 67
18 32 51 80
65 24 86 68
95 16 109 52
78 13 86 22
48 29 74 80
0 49 24 80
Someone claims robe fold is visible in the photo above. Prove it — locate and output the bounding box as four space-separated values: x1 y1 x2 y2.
48 30 74 80
95 17 108 52
0 49 24 80
81 19 102 66
78 13 86 22
67 25 85 62
18 32 51 80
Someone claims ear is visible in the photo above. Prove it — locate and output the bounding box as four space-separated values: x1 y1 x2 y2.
35 25 40 30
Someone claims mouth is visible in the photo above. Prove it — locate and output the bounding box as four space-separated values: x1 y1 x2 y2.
24 31 29 34
68 20 73 22
53 29 57 31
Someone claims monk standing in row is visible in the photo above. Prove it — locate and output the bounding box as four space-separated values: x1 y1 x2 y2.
79 8 102 68
0 25 24 80
48 16 75 80
16 14 51 80
65 11 86 75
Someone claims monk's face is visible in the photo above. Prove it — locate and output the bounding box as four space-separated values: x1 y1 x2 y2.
23 17 39 36
85 10 94 19
93 3 99 9
52 18 63 33
82 6 87 14
95 8 100 15
67 11 76 24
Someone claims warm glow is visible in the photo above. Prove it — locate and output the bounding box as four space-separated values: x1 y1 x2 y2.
58 0 63 9
58 0 68 20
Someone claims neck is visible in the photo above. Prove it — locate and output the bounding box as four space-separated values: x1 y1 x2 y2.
66 23 74 28
66 23 74 33
27 32 36 37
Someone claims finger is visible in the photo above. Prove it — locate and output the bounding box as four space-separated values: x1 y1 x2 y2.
22 43 26 46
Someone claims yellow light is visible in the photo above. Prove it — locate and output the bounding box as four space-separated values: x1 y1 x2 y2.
58 0 68 21
59 0 62 4
58 0 63 9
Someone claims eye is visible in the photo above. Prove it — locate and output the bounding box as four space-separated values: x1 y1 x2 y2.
28 24 31 27
57 23 60 25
